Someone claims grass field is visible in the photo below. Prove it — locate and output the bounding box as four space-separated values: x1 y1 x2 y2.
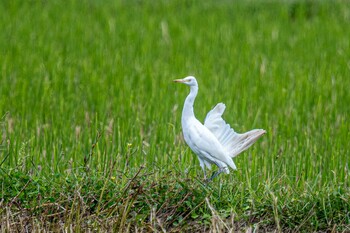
1 0 349 232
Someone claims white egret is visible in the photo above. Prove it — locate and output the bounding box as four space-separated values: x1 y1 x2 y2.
174 76 266 181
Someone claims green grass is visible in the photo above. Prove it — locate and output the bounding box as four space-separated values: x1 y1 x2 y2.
1 0 349 231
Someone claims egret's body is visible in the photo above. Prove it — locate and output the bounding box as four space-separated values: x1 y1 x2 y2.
174 76 266 180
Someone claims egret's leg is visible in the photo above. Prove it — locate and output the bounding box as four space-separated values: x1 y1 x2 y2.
200 165 207 180
208 171 220 181
208 168 225 181
203 169 207 180
198 158 207 180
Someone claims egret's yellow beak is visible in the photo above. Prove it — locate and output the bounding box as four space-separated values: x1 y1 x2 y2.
173 79 183 83
173 79 188 83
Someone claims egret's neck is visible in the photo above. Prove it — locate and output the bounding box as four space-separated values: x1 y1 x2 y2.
182 85 198 122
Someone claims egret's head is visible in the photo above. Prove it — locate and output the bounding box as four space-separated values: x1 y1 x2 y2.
173 76 198 87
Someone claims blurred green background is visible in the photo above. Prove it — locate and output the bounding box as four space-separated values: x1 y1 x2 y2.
0 0 349 230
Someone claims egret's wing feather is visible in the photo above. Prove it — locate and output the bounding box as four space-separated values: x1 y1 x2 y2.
187 119 236 170
204 103 266 158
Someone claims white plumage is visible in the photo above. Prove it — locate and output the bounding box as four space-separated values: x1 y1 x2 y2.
174 76 266 180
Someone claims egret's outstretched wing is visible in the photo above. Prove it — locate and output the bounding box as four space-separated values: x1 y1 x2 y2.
204 103 265 158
